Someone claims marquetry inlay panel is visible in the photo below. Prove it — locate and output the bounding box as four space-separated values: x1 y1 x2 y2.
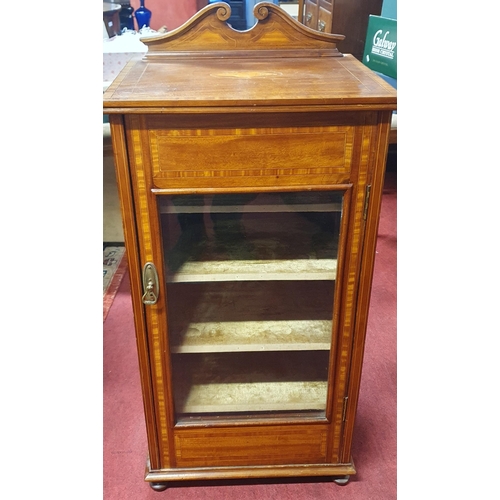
148 124 354 189
173 425 328 467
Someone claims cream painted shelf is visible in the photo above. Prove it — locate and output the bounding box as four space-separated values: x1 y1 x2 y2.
170 319 332 353
167 258 337 282
163 192 340 283
172 351 329 414
167 281 334 353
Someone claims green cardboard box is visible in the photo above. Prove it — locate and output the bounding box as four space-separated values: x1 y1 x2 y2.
362 15 397 79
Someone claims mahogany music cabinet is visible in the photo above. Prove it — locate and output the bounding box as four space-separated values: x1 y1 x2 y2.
103 2 396 491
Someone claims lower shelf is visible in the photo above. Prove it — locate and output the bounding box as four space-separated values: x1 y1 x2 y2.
172 351 329 414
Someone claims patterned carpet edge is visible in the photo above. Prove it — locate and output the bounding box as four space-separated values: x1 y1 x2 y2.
103 246 127 322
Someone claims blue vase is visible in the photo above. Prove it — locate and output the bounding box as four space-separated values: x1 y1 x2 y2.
135 0 152 30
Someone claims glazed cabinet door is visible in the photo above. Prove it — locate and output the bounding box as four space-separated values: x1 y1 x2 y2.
122 111 379 470
160 190 344 419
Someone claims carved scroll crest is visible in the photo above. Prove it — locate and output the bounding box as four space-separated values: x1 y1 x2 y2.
141 2 345 59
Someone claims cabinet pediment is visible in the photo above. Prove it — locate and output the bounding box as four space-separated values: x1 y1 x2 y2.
142 2 345 58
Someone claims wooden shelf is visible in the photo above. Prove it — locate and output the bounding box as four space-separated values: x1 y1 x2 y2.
162 203 340 214
167 281 334 353
163 193 340 283
172 351 329 414
170 319 332 353
167 258 337 282
160 192 343 215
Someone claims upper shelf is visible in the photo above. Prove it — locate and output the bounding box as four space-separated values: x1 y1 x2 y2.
159 192 343 215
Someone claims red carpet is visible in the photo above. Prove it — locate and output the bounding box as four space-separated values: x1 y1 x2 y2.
103 171 396 499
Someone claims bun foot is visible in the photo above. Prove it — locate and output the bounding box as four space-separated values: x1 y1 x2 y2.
333 475 350 485
150 482 168 491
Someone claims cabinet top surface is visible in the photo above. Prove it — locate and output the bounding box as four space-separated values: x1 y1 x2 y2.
103 3 396 112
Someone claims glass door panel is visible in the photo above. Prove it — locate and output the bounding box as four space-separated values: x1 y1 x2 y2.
158 191 344 421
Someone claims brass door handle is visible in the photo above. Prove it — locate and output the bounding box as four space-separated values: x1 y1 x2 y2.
318 20 326 32
306 12 312 24
142 262 159 305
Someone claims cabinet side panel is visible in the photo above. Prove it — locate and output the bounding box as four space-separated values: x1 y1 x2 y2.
173 425 329 467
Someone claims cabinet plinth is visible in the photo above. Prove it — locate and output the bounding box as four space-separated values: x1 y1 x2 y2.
104 2 395 488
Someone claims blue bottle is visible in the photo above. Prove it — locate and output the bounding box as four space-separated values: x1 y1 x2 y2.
119 2 135 31
135 0 152 30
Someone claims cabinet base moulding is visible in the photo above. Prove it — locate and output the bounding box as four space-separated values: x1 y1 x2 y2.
144 459 356 483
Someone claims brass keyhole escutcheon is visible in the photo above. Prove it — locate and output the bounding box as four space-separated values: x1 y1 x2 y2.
142 262 159 305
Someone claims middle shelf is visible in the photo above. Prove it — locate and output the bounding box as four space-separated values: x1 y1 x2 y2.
167 257 337 283
167 280 335 353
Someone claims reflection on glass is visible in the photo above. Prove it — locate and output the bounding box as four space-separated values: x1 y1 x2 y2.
158 191 343 421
